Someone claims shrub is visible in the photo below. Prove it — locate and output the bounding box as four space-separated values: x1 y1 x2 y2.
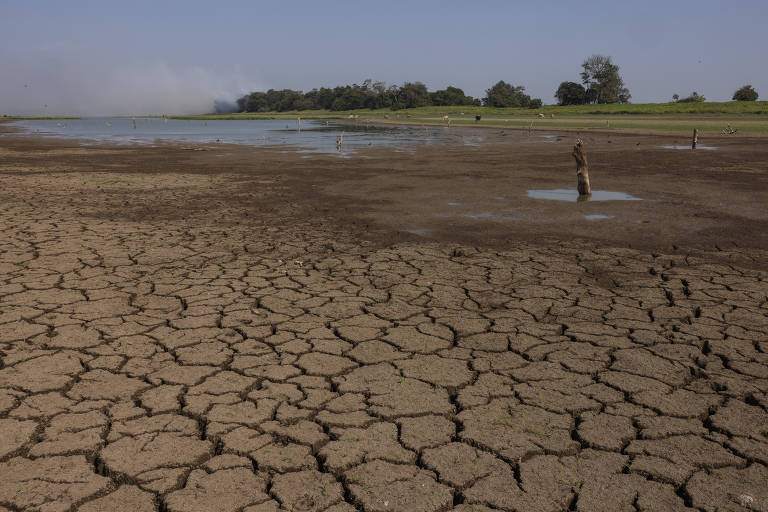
733 85 759 101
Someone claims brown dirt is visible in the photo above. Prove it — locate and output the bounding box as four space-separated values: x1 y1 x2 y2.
0 124 767 511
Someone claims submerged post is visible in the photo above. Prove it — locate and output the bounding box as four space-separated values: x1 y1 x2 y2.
297 117 301 132
336 131 344 152
572 139 591 196
691 128 698 150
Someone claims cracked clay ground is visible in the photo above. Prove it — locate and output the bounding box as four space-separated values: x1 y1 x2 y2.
1 131 768 512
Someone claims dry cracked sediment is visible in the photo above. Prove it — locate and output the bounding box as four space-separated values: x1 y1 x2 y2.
1 135 767 511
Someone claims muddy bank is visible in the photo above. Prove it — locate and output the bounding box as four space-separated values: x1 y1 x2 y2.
2 124 768 258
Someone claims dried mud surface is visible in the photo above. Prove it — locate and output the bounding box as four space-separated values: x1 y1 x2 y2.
1 126 767 511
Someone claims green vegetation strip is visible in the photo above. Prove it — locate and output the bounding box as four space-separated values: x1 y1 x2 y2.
174 102 768 134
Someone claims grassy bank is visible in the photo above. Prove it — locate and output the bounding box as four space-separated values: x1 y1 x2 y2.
173 101 768 135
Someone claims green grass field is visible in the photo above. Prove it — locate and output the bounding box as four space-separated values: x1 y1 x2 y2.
174 101 768 135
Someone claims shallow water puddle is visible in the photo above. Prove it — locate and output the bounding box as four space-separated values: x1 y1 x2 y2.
584 214 615 221
662 145 718 150
527 189 641 202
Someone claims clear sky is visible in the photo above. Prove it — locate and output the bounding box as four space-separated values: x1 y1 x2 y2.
1 0 766 115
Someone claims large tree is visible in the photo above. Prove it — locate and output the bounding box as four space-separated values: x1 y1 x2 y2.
733 85 759 101
580 55 630 104
396 82 430 109
483 81 531 108
430 86 477 106
555 81 586 105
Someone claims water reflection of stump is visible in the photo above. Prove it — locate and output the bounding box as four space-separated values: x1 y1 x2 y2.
572 139 591 196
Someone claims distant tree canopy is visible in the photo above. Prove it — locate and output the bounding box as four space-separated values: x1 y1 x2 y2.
430 86 479 106
235 79 538 112
580 54 631 104
483 81 540 108
555 81 587 106
733 85 759 101
553 55 630 105
676 92 706 103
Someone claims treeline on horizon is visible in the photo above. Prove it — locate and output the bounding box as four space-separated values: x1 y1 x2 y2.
226 55 760 114
228 54 635 113
231 80 542 113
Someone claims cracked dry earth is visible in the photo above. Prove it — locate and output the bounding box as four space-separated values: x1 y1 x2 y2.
1 140 768 512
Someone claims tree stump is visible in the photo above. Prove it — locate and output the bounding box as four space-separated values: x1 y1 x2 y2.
572 140 591 196
691 128 698 149
336 131 344 152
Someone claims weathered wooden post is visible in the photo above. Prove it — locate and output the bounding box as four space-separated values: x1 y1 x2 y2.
691 128 698 149
336 131 344 151
572 139 591 196
297 116 301 132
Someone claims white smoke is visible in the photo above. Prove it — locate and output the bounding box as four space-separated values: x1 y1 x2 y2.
0 50 261 116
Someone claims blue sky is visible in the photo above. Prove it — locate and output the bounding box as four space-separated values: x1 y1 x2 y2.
1 0 766 115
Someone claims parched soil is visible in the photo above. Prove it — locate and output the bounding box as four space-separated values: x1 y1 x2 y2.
1 126 767 512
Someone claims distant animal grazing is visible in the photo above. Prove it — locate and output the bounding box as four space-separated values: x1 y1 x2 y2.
538 113 545 118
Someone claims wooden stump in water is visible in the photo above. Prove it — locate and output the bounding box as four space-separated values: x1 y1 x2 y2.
691 128 698 150
336 131 344 152
572 139 591 196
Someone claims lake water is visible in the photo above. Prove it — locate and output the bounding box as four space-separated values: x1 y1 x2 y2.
8 117 470 154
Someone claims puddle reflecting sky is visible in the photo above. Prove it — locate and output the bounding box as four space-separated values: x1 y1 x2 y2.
662 145 718 151
527 189 641 202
